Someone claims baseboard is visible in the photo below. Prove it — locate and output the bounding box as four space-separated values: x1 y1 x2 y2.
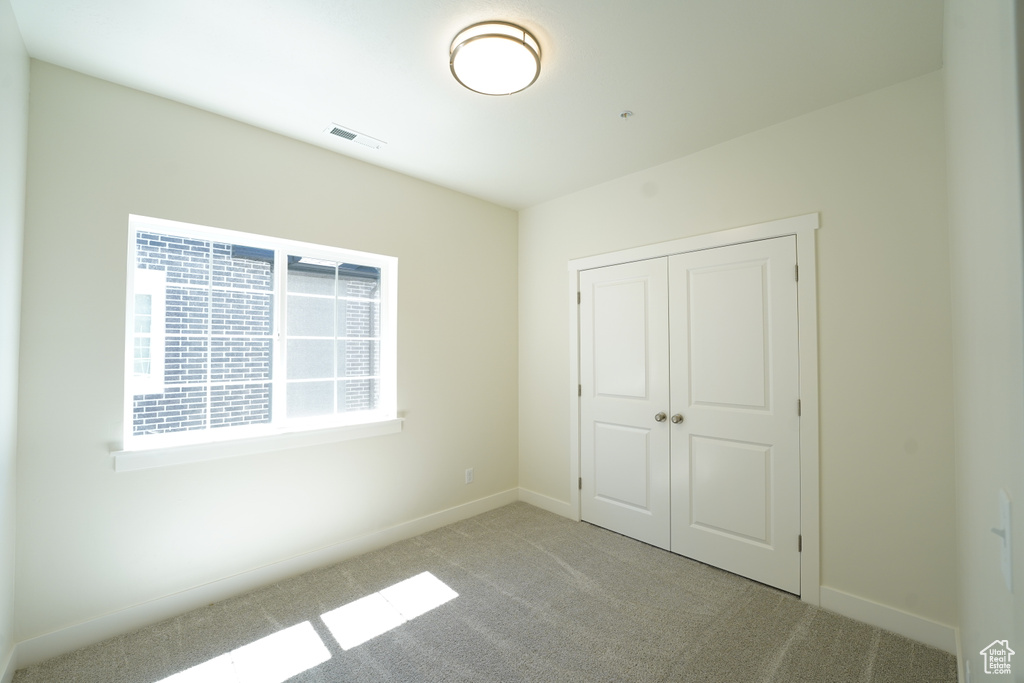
819 586 957 655
955 626 965 683
1 644 14 683
15 488 519 669
518 487 575 519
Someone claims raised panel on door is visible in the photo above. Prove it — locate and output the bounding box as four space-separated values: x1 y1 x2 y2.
689 436 772 543
688 263 769 410
579 258 670 549
669 236 801 594
593 423 653 511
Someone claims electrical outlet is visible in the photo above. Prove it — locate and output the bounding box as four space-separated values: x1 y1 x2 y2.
465 468 474 484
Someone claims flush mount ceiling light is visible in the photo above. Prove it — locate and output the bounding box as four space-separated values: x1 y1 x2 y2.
449 21 541 96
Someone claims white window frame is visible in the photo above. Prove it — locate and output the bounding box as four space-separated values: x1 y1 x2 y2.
115 214 401 471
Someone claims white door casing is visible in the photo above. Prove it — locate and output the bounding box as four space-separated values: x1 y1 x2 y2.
668 237 801 594
579 258 671 549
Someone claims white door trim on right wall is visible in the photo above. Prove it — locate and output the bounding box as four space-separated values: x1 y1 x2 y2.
567 212 821 606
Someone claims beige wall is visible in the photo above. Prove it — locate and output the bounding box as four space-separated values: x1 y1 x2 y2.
0 0 28 677
519 71 956 627
16 62 518 642
945 0 1024 677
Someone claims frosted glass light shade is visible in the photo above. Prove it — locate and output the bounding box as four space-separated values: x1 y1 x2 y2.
450 21 541 95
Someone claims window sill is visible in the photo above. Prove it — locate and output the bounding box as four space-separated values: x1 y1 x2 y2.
112 418 403 472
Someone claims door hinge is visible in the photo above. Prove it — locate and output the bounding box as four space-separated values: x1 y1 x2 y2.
579 477 582 490
577 291 581 304
798 535 803 552
578 384 582 397
797 399 802 416
795 264 799 282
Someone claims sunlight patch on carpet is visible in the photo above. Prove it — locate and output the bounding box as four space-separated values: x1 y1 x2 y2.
321 571 459 650
151 572 456 681
155 621 330 683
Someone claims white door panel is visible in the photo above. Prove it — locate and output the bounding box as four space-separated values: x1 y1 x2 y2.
593 422 653 511
688 261 769 410
689 436 771 543
593 280 650 398
580 258 670 550
670 237 800 594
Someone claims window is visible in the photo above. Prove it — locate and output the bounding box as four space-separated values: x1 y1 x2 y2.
123 215 397 453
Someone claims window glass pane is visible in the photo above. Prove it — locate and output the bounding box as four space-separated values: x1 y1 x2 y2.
134 335 151 376
337 299 380 338
337 340 379 378
132 387 208 436
134 294 153 333
212 243 274 292
211 383 272 429
166 287 210 335
287 259 335 296
286 381 334 419
338 378 378 412
136 232 210 286
287 295 334 337
337 268 381 300
134 338 151 375
286 339 334 380
212 290 273 335
211 338 272 383
165 337 208 385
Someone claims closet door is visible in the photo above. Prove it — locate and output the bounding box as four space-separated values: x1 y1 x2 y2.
579 258 671 549
668 236 801 594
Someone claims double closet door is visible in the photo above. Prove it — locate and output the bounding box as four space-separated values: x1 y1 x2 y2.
579 236 801 594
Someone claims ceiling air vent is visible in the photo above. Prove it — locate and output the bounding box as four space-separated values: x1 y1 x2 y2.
324 124 386 150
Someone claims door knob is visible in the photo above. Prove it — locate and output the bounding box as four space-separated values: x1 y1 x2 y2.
671 414 684 424
654 412 667 422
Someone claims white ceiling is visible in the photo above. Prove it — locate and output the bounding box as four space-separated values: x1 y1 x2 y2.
9 0 944 209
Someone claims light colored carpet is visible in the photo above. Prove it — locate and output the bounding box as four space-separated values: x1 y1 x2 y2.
14 502 957 682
